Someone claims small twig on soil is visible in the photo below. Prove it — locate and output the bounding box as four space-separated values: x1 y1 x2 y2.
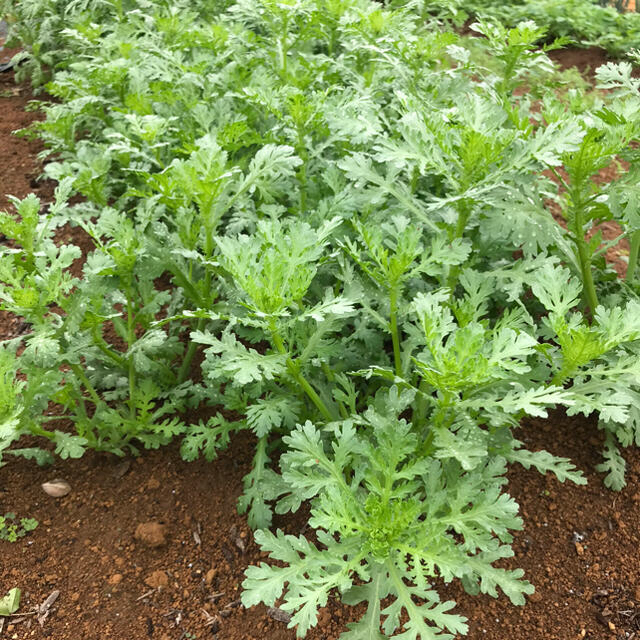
136 589 157 602
38 590 60 627
224 599 242 610
201 608 220 627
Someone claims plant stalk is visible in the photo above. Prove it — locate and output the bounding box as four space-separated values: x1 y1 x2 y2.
572 201 599 312
270 322 335 422
69 363 102 406
126 286 137 421
389 287 403 377
446 200 471 292
626 230 640 283
576 237 599 312
177 317 206 384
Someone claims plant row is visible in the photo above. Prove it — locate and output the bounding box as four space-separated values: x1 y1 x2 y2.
1 1 640 637
427 0 640 57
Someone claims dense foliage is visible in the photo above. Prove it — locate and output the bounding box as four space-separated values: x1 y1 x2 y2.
427 0 640 56
2 0 640 637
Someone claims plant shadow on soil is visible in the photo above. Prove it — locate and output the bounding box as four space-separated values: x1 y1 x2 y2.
2 49 640 640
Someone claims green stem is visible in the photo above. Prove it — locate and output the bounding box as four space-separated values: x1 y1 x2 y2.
572 201 599 312
626 230 640 283
167 258 207 308
177 317 206 384
410 166 419 194
446 200 471 292
419 391 456 458
296 127 308 214
126 286 137 421
280 39 288 77
321 361 348 418
91 326 126 368
270 322 334 422
389 286 402 377
413 379 430 425
69 363 102 406
29 425 56 440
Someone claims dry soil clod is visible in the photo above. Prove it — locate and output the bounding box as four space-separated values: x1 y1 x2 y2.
134 522 168 548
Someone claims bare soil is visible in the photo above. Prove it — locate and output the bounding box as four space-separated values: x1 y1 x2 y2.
2 48 640 640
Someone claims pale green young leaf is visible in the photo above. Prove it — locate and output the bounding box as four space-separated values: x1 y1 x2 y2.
197 333 287 386
0 588 20 616
246 394 301 437
53 432 88 459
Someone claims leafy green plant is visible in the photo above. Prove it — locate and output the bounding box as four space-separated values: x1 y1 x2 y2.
419 0 640 56
0 185 190 464
3 0 640 637
0 513 38 543
244 400 522 639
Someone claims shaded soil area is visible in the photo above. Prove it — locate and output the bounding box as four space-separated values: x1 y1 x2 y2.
2 47 640 640
548 47 610 80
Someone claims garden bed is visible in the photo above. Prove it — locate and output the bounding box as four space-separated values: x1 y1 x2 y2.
1 47 640 640
3 1 640 638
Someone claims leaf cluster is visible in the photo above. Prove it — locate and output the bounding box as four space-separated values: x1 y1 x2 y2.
2 0 640 638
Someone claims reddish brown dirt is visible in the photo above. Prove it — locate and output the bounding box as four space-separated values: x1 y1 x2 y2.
2 48 640 640
548 47 610 80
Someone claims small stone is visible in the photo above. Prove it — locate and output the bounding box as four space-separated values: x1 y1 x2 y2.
147 477 160 490
267 607 292 624
134 522 167 548
144 570 169 589
41 479 71 498
108 574 123 585
205 568 217 586
575 542 584 556
529 591 542 603
71 593 80 602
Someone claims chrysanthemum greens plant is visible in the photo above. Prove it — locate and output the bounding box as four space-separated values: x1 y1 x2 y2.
2 0 640 636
